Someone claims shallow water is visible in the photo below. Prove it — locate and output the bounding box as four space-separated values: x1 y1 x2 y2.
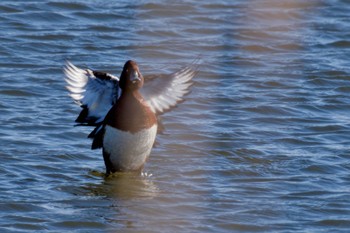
1 0 350 232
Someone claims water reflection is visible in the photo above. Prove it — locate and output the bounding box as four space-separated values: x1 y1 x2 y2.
85 171 159 200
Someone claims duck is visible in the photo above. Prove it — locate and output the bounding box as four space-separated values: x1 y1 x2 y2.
64 59 199 174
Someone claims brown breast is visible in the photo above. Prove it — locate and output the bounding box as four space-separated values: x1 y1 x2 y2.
105 91 157 134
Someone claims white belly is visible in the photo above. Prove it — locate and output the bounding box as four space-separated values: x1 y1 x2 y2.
103 125 157 170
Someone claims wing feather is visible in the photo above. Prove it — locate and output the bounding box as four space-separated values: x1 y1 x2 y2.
63 61 120 125
141 59 199 114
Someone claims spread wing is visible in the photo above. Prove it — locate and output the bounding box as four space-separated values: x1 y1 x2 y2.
141 60 199 115
63 61 120 125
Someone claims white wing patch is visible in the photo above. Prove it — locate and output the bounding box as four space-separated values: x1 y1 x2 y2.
64 61 120 124
141 61 199 115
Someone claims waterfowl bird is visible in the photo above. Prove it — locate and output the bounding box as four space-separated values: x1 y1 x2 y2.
64 59 198 174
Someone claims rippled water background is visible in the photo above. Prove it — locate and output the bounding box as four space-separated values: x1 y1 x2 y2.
1 0 350 232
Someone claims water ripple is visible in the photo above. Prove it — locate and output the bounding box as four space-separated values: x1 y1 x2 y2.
0 0 350 232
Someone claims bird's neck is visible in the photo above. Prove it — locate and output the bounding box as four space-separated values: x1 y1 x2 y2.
121 89 143 103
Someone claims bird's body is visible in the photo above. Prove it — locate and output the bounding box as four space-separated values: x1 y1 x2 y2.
64 59 198 174
100 84 158 173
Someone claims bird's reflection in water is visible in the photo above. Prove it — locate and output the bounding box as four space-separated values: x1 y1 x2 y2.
86 170 159 200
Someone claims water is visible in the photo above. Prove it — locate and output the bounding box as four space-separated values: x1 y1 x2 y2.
1 0 350 232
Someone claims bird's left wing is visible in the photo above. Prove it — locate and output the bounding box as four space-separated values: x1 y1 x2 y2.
140 59 199 115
